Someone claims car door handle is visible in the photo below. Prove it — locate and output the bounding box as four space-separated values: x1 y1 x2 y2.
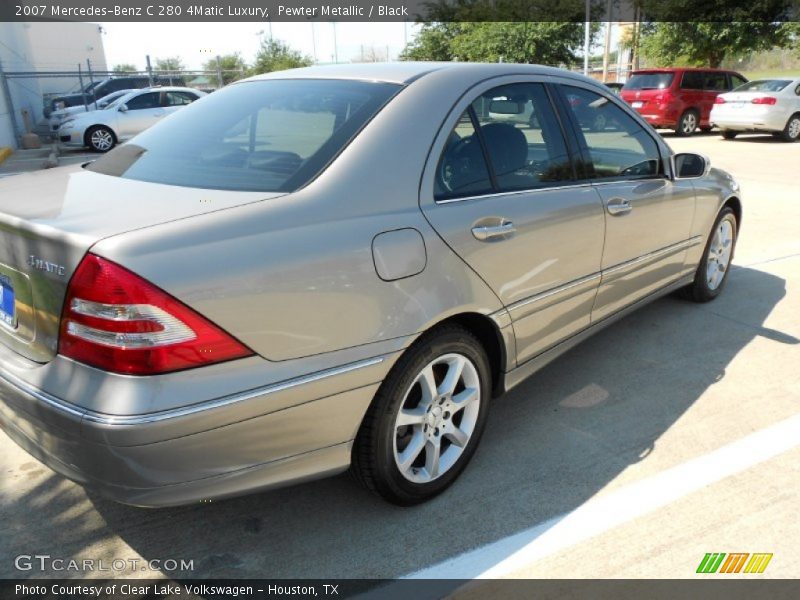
607 198 632 216
471 220 515 241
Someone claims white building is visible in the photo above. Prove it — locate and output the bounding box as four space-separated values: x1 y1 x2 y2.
0 22 107 148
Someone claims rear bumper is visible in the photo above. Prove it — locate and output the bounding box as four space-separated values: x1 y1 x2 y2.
0 357 387 507
710 112 787 132
631 104 679 128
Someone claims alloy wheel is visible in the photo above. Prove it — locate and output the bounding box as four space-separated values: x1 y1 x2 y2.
788 117 800 140
682 112 697 135
706 218 734 290
90 128 114 151
393 353 481 484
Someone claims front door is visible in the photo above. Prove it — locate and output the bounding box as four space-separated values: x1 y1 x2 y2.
419 79 605 364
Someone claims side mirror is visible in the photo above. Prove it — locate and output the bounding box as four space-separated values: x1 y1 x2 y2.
673 152 710 179
118 104 129 113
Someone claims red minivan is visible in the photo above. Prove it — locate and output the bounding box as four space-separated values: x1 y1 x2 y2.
621 68 748 135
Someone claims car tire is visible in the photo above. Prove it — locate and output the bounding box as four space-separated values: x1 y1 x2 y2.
675 110 699 136
683 207 738 303
351 324 491 505
85 126 116 152
778 114 800 143
721 130 738 140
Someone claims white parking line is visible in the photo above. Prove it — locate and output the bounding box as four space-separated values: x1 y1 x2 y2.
406 412 800 579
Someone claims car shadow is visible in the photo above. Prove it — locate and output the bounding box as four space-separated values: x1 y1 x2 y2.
0 265 796 579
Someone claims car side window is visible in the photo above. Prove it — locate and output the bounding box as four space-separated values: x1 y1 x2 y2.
730 74 747 89
559 85 661 180
795 84 800 96
435 111 494 200
164 91 196 106
680 72 703 90
704 73 727 91
470 83 573 192
125 92 160 110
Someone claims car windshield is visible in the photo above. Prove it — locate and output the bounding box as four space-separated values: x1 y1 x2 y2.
87 79 401 192
623 73 674 90
734 79 791 92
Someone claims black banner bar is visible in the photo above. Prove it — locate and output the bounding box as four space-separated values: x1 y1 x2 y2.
3 0 800 23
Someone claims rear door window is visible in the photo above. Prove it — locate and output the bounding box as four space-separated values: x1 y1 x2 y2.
704 73 728 91
125 92 161 110
680 72 704 90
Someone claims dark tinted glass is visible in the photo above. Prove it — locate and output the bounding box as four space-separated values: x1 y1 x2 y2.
561 85 661 180
88 79 400 193
680 72 704 89
435 111 493 200
704 73 727 91
125 92 160 110
623 73 674 90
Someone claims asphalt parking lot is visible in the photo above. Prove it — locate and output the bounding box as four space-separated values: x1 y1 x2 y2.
1 131 798 580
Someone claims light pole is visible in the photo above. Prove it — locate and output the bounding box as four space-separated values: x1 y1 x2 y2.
583 0 591 76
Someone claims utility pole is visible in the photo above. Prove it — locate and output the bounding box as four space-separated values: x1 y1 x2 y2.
215 55 224 88
145 54 154 86
87 59 97 109
583 0 591 76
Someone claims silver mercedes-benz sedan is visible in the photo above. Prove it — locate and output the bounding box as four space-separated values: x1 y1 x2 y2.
0 63 741 507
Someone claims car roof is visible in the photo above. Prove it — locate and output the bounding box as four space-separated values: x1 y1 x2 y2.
632 67 741 73
243 61 604 87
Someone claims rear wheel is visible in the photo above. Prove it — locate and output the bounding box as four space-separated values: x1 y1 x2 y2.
352 325 491 505
86 126 116 152
721 130 738 140
675 110 699 136
684 207 738 303
778 114 800 142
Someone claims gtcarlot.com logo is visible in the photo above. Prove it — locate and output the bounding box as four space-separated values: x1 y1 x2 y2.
14 554 194 573
697 552 773 574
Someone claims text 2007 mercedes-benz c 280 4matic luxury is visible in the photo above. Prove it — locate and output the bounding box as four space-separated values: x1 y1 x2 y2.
0 63 741 506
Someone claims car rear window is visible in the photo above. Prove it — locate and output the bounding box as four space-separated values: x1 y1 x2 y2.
87 79 401 192
735 80 792 92
623 73 674 90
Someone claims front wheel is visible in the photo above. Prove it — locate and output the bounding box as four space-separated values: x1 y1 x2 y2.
351 325 491 505
86 126 116 152
684 207 738 302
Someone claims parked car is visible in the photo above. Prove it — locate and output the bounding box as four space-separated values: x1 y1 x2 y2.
45 75 187 117
621 68 748 135
58 87 206 151
48 89 136 132
0 63 741 507
710 77 800 142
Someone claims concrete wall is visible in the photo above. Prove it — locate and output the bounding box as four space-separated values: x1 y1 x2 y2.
0 22 107 146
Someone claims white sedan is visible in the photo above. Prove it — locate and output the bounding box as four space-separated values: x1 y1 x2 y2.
48 89 135 133
58 87 206 152
711 77 800 142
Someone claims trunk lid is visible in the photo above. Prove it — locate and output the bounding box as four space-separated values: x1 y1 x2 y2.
0 164 281 363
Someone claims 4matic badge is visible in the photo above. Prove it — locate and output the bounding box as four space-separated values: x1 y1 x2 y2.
27 255 66 276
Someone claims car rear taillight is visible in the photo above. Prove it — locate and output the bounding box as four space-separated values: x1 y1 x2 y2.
653 91 673 104
751 96 777 105
58 253 254 375
714 96 727 104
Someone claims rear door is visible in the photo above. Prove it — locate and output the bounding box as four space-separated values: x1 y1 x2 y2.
162 91 200 115
553 83 697 321
419 78 605 364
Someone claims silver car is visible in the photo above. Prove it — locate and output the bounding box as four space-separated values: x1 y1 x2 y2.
0 63 741 507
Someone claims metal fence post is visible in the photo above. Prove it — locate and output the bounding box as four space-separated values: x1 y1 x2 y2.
86 59 97 109
0 57 22 146
78 63 88 111
215 55 224 88
146 55 154 86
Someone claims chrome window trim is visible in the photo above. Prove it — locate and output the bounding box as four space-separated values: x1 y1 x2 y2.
434 182 594 205
0 356 385 427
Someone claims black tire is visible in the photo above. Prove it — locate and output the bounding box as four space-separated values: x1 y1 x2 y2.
85 125 116 152
721 130 738 140
683 207 738 303
675 110 699 136
778 114 800 143
351 324 491 505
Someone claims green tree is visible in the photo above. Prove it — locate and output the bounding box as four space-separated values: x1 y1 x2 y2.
639 23 789 68
112 63 137 74
249 38 312 75
203 53 247 85
401 22 590 65
154 56 185 71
